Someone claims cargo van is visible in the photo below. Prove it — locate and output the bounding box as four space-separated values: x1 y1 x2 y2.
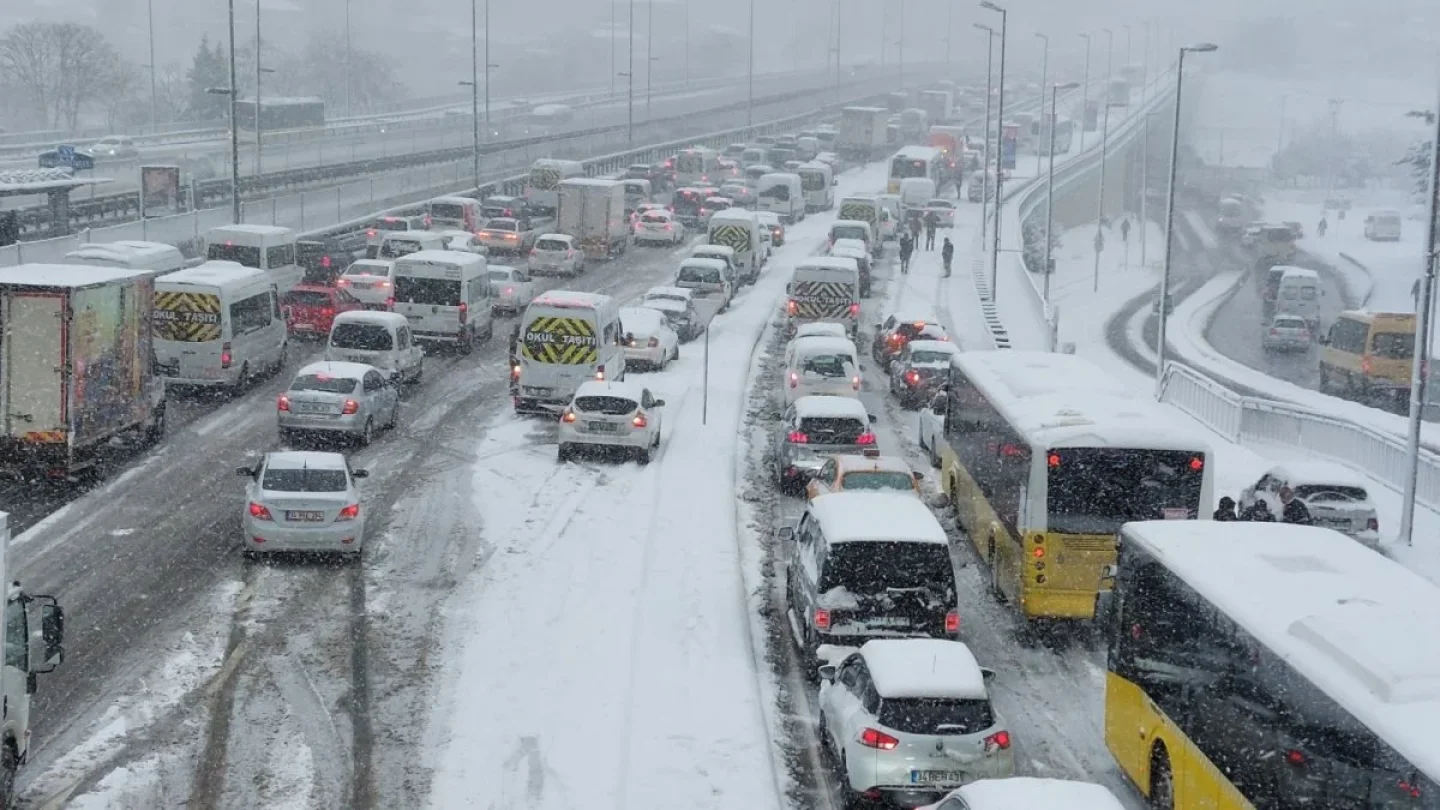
899 177 936 209
797 161 834 212
706 208 764 284
1320 311 1417 404
64 240 185 276
756 173 806 224
836 197 883 255
1275 267 1321 327
153 260 288 391
391 250 493 353
203 224 302 295
525 159 586 215
427 196 482 232
514 291 626 414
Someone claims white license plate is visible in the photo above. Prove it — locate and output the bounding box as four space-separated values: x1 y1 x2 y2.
286 510 325 522
295 403 330 413
352 281 373 289
588 421 619 432
910 770 964 784
866 617 911 628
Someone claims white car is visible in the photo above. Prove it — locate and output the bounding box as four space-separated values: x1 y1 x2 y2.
1238 462 1380 547
237 451 370 558
917 390 948 467
634 209 686 245
365 214 429 251
805 450 923 500
923 199 957 228
918 778 1126 810
620 306 680 371
557 380 667 464
818 640 1015 808
528 233 586 277
755 210 785 246
630 202 667 226
791 322 851 344
783 335 863 406
336 259 396 308
90 136 138 158
487 265 535 314
435 229 490 256
276 361 400 446
641 286 703 341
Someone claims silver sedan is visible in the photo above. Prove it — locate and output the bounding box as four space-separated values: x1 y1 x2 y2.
277 361 399 446
238 451 369 557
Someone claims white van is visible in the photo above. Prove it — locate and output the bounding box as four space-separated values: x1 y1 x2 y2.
690 244 739 282
369 230 448 259
797 161 834 213
898 177 936 210
514 291 626 414
828 220 876 256
782 335 863 405
674 258 734 321
756 173 806 224
1276 266 1322 326
204 224 302 295
325 310 424 383
674 147 721 187
740 147 769 169
391 250 494 353
65 240 185 276
525 159 586 215
706 208 764 284
1364 209 1402 241
153 260 288 391
786 257 862 339
427 196 482 232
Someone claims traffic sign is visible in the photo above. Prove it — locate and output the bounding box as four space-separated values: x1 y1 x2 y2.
56 145 75 163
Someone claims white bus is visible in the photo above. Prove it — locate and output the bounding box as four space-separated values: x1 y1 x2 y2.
935 350 1215 621
886 145 944 194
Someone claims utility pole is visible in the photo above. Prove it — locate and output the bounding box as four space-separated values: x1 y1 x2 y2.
147 0 158 131
981 1 1008 303
628 0 636 140
255 0 262 177
470 0 480 188
1092 27 1113 292
975 23 994 285
1400 98 1440 546
646 0 654 120
611 0 617 96
226 0 241 223
1140 113 1151 269
484 0 491 133
1324 99 1344 203
1078 33 1090 149
746 0 754 127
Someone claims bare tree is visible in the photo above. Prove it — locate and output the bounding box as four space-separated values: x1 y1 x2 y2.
0 22 127 130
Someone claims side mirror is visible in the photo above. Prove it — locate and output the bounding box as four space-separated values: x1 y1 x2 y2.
981 667 998 683
352 469 370 479
777 526 795 542
868 414 878 424
1318 335 1330 345
28 596 63 675
236 466 253 477
653 399 666 407
818 664 837 682
873 322 882 331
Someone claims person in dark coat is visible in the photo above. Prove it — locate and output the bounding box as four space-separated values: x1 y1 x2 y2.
909 215 922 242
923 211 939 250
941 237 955 277
898 232 914 274
1278 487 1312 525
1213 496 1237 521
1239 498 1275 522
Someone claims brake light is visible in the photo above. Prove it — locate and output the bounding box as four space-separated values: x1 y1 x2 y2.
1286 749 1307 766
786 299 798 315
458 301 468 324
277 395 290 411
321 306 335 317
1368 517 1379 531
787 431 808 443
1399 781 1423 799
336 504 360 521
530 248 538 256
596 365 606 381
385 297 395 309
855 432 877 445
904 370 920 386
1362 356 1373 374
789 371 799 388
567 249 575 259
813 608 830 629
632 412 648 428
945 610 960 632
366 229 376 237
1270 328 1279 336
983 730 1011 751
859 728 899 750
511 363 521 380
221 342 232 369
665 223 673 231
342 399 360 415
851 375 861 391
248 502 273 521
337 278 350 286
648 336 660 348
561 409 577 423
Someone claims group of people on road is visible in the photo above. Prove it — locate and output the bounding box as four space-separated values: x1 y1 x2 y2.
897 209 954 277
1212 487 1312 524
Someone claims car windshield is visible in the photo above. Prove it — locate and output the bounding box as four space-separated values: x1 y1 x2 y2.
485 219 518 231
394 277 461 306
910 350 952 364
642 213 669 223
330 323 393 351
285 291 333 307
833 227 867 241
840 471 914 492
535 239 570 252
207 243 261 268
878 698 994 736
290 374 359 393
1274 318 1308 330
818 541 953 593
800 354 851 377
374 218 412 231
430 203 465 220
1047 448 1206 534
261 467 349 492
574 396 637 415
486 270 512 282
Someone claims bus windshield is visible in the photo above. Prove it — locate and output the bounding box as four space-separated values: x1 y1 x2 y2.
1047 448 1205 534
890 157 930 180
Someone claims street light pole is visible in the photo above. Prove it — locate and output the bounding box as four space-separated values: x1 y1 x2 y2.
255 0 262 176
684 0 690 88
1124 24 1132 72
898 0 905 84
468 0 480 190
1035 32 1048 133
484 0 491 133
945 1 953 79
981 1 1007 303
1400 99 1440 546
746 0 754 127
225 0 240 222
628 0 636 141
345 0 352 114
1092 27 1113 292
611 1 617 97
646 0 653 120
1044 82 1080 327
974 23 994 285
1155 43 1219 398
147 0 158 131
1078 32 1090 149
1140 112 1151 269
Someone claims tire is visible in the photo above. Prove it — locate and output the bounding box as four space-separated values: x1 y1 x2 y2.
412 361 423 383
388 400 400 429
557 443 572 463
0 739 18 809
636 445 652 465
458 329 474 355
358 418 374 447
1148 747 1174 810
279 428 295 445
145 402 167 445
230 363 250 396
272 342 288 376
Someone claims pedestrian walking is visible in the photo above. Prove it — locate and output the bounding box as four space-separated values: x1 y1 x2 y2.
1278 487 1312 525
1317 217 1328 238
924 211 938 250
1120 217 1131 243
1239 498 1275 522
909 216 922 243
898 232 914 274
941 237 954 277
1212 496 1237 521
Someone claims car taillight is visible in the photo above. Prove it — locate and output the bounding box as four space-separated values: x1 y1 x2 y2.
511 363 522 380
632 412 648 428
277 395 290 411
859 728 899 750
337 278 350 286
648 336 660 348
336 504 360 521
342 399 360 415
946 610 960 633
458 301 468 324
321 306 335 317
787 431 808 443
1362 356 1373 374
561 409 577 423
248 502 273 521
786 300 798 315
905 370 921 386
1270 328 1279 335
221 342 232 369
789 371 799 388
321 255 332 269
596 365 606 381
983 730 1011 751
855 432 877 445
1368 517 1379 531
849 303 860 316
665 223 673 231
567 249 575 259
530 248 538 256
367 229 376 237
851 375 861 391
813 608 830 629
385 297 395 309
504 286 514 296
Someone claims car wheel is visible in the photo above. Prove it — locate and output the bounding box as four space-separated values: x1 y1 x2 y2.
413 361 423 383
146 402 167 445
637 445 652 465
230 363 250 396
358 417 374 447
458 329 474 355
389 400 400 429
272 342 288 376
557 443 572 463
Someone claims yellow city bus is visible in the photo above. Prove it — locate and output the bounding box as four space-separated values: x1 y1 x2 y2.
1107 520 1440 809
936 351 1214 621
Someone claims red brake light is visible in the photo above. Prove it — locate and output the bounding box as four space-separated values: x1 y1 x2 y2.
904 370 920 386
1286 749 1307 766
945 610 960 632
1270 328 1279 335
1368 517 1379 531
336 503 360 521
342 399 360 415
505 287 514 296
277 394 290 411
665 223 673 231
813 608 830 629
530 248 538 256
221 342 233 369
1190 457 1204 471
1047 453 1061 467
855 433 877 446
648 336 660 348
596 365 606 381
458 301 468 324
859 728 899 750
248 502 273 521
385 297 395 309
367 229 376 237
561 409 577 423
788 371 799 388
321 255 332 269
851 375 861 391
787 431 808 443
1362 356 1373 374
1399 781 1422 799
984 731 1011 751
632 412 648 428
786 300 798 315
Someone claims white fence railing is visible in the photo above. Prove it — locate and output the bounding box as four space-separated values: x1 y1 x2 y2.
1161 361 1440 510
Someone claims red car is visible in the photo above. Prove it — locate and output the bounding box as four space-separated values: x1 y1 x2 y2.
282 283 363 338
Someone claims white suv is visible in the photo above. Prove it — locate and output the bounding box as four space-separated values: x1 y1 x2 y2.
818 639 1016 808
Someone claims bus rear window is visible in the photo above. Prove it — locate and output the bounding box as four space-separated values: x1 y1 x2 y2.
1047 448 1205 534
207 243 261 268
1371 333 1414 359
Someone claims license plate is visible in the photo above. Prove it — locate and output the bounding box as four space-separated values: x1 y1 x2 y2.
295 402 330 413
588 421 618 432
406 315 421 322
911 770 964 784
352 281 373 289
286 510 325 522
866 617 911 628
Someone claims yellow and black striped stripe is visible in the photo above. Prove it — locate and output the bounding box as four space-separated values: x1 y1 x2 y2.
530 168 561 191
710 224 750 254
839 203 876 226
521 316 599 364
792 281 854 318
152 291 222 342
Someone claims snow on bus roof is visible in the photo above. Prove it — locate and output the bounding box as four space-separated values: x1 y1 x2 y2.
0 263 154 288
807 492 948 546
861 639 987 700
1122 521 1440 780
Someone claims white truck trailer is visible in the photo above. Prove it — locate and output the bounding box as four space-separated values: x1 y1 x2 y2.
557 178 629 261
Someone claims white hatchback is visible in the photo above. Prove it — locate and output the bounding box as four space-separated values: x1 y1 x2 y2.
237 451 369 558
620 306 681 371
918 778 1126 810
784 335 862 405
634 209 686 245
557 380 667 464
337 259 396 308
528 234 586 277
487 265 535 314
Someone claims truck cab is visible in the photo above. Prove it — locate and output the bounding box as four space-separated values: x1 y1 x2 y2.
0 512 65 803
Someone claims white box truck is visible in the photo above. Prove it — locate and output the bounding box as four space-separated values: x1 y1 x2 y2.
0 511 66 804
557 178 629 261
0 264 167 479
837 107 889 163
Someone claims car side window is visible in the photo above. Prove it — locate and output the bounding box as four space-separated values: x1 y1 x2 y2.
364 372 382 391
837 655 863 689
230 292 273 335
4 599 26 671
819 459 838 485
395 327 409 349
854 665 881 714
515 269 530 283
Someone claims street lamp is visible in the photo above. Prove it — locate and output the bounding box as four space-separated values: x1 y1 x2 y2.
1091 27 1113 292
1078 32 1090 149
646 0 654 120
1400 101 1440 546
1154 42 1219 398
344 0 351 114
980 0 1008 303
458 81 483 190
1043 81 1081 349
253 66 274 176
974 22 995 284
629 0 636 140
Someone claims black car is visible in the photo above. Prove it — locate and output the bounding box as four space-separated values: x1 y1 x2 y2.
296 238 357 284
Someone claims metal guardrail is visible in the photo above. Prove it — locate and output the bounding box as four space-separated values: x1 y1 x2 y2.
1160 360 1440 510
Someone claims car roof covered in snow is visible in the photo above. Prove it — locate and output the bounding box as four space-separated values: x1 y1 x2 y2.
806 492 947 546
955 778 1126 810
573 379 647 402
860 639 986 700
1121 520 1440 781
295 360 376 380
951 350 1212 451
529 290 612 310
906 339 958 356
797 257 858 273
0 263 156 288
792 324 849 342
678 258 728 271
264 450 350 471
793 395 869 421
158 260 267 288
619 306 667 332
831 219 872 230
789 336 858 357
1267 461 1370 490
332 310 408 328
645 285 693 300
755 210 781 224
692 244 736 256
1280 267 1319 281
